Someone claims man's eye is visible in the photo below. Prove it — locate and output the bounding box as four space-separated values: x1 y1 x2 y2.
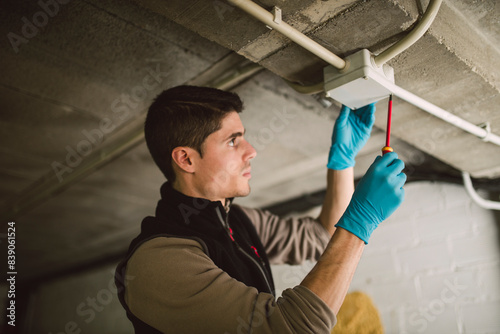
229 139 235 147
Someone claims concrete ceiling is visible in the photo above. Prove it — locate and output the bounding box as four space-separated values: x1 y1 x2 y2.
1 0 500 282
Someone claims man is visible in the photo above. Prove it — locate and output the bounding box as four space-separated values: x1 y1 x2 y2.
115 85 406 333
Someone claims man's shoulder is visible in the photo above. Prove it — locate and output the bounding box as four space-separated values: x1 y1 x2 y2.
133 236 207 258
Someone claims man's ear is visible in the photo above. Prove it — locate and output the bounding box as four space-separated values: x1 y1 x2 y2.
171 147 197 174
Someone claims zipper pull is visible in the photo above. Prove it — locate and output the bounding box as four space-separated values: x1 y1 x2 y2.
250 246 260 258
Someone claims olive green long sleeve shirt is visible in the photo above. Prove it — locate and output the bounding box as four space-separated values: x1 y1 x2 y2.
124 206 336 333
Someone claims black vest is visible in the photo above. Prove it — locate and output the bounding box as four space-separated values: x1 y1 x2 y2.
115 183 275 333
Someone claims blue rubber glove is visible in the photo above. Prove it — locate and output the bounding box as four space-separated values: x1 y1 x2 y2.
327 104 376 170
336 152 407 244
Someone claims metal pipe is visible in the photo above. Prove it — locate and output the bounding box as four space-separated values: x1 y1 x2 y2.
210 62 263 90
5 60 262 220
284 80 324 95
462 171 500 210
226 0 346 70
384 80 500 146
374 0 443 66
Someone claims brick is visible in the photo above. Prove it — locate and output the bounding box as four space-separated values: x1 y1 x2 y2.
356 279 418 310
469 202 498 233
440 182 472 209
368 220 417 250
397 242 453 275
461 300 500 333
271 261 314 295
418 271 478 304
354 250 398 281
451 233 500 266
479 263 500 299
389 182 445 222
402 305 459 334
414 205 473 242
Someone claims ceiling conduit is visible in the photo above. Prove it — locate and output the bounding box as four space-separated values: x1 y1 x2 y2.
7 1 499 220
4 57 262 220
226 0 346 70
374 0 443 66
228 0 500 147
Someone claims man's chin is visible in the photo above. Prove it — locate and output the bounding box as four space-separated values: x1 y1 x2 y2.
234 184 251 198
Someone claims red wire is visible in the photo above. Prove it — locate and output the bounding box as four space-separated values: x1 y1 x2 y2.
386 95 393 147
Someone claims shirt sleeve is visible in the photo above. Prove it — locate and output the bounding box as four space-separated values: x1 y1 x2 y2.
236 206 331 265
125 237 336 334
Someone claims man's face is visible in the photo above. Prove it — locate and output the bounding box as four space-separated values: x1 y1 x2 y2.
192 111 257 203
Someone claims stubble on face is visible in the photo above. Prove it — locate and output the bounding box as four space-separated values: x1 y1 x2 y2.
193 112 255 202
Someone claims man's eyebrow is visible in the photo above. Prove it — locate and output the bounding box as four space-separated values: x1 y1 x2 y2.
223 129 246 142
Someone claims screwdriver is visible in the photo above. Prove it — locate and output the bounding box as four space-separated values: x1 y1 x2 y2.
382 94 394 155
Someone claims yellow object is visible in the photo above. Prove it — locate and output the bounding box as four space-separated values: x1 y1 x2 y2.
332 291 384 334
381 146 393 155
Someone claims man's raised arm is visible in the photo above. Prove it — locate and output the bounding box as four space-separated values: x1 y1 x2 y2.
304 151 406 314
318 104 376 235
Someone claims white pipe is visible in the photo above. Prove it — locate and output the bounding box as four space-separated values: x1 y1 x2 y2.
284 80 324 95
384 80 500 146
5 61 262 220
211 63 263 90
462 171 500 210
374 0 443 66
226 0 346 70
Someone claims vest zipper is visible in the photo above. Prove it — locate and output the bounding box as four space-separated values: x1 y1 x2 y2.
216 207 273 294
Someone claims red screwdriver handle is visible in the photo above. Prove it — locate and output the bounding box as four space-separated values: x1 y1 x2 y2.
382 95 393 155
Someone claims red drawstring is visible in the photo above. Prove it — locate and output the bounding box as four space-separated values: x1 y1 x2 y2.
251 246 261 258
229 227 260 259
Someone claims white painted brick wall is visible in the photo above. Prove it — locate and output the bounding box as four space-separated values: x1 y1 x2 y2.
272 181 500 334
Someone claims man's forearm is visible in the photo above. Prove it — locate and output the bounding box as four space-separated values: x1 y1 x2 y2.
318 168 354 235
300 227 364 314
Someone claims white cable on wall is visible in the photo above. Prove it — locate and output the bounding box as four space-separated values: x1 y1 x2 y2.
462 171 500 210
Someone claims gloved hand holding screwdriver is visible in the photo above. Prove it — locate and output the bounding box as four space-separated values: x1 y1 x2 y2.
327 103 406 244
302 102 406 314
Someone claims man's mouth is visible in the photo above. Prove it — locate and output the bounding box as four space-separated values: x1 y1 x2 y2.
242 167 252 178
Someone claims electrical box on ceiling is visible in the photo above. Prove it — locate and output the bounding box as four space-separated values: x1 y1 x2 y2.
324 49 395 109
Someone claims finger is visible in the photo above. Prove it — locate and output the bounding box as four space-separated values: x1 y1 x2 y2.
376 151 399 167
388 158 405 174
359 103 376 126
397 187 405 202
336 105 350 128
396 171 407 189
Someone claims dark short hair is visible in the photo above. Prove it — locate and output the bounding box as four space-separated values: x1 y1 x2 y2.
144 85 243 182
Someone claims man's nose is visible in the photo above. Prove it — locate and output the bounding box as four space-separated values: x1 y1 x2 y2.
244 140 257 161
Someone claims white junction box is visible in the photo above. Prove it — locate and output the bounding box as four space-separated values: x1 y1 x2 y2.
324 49 395 109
